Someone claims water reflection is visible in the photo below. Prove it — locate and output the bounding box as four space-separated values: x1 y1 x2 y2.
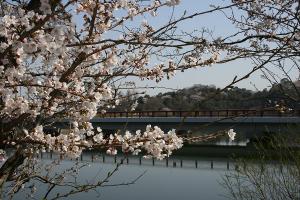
93 163 227 200
7 152 228 200
9 161 225 200
215 139 249 146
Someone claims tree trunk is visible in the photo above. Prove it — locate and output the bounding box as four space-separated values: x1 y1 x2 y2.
0 148 25 198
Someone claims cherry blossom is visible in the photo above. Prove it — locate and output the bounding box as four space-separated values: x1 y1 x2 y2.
227 129 237 142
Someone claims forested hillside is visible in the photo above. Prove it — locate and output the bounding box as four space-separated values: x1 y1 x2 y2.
114 79 300 111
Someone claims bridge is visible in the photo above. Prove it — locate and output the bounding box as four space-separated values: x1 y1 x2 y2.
54 109 300 139
98 109 300 118
37 144 268 170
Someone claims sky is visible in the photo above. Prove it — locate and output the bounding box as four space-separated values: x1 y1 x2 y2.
123 0 273 95
126 0 299 96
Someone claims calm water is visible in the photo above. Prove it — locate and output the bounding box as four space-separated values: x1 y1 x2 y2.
8 154 230 200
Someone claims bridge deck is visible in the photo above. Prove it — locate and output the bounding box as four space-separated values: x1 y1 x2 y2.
91 116 300 124
53 110 300 137
99 109 300 118
54 109 300 131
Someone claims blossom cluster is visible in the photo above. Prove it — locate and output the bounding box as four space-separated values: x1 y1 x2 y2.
227 129 236 142
21 124 183 159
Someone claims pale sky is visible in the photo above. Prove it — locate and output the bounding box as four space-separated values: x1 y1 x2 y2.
129 0 299 95
125 0 266 95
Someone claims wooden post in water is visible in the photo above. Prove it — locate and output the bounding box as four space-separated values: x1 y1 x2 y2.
152 157 155 166
173 161 176 168
139 156 142 165
114 155 117 163
50 151 53 159
227 161 230 170
235 164 239 171
195 160 198 168
166 158 169 167
102 154 105 163
211 160 213 169
91 153 94 162
194 111 198 117
180 160 183 168
126 157 129 164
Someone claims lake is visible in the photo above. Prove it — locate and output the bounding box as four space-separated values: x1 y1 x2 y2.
7 151 232 200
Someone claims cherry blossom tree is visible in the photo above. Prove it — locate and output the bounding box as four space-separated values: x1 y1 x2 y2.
184 0 300 110
2 0 298 198
0 0 238 197
214 0 300 102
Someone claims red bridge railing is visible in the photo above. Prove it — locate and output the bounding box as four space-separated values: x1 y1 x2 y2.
99 109 300 118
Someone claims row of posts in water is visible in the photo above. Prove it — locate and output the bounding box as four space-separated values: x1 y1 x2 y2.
40 151 232 170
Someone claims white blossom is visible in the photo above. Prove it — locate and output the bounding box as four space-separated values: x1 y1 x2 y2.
228 129 237 141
